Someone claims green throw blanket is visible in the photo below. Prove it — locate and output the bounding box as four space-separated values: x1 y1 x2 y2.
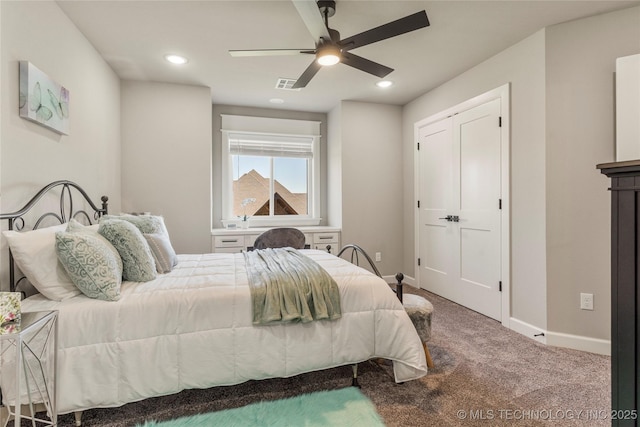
243 248 342 325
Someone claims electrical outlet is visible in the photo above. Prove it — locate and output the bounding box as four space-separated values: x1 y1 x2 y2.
375 252 381 262
580 293 594 310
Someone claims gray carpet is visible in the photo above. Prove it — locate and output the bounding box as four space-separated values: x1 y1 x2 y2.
55 288 610 426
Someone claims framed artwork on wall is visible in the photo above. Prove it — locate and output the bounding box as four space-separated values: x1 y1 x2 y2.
19 61 69 135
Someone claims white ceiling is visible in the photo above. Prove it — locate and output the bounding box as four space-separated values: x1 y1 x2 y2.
57 0 639 113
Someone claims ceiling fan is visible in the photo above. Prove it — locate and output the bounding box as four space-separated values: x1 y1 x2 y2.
229 0 430 89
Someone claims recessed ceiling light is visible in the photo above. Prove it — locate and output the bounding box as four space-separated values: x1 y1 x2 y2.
269 98 285 104
376 80 393 88
164 54 188 65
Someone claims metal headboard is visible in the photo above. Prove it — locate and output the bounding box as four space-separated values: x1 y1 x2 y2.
0 180 109 293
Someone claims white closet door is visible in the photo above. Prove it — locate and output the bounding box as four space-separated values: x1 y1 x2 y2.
418 98 502 320
452 98 502 320
418 118 455 300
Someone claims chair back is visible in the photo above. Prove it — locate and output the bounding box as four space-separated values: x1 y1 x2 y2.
253 228 306 250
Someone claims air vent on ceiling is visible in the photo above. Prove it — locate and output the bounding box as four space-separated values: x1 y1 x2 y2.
275 78 301 91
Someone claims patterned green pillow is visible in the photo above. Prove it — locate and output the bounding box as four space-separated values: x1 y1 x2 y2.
66 219 123 273
101 214 178 273
55 232 122 301
101 214 163 234
98 219 157 282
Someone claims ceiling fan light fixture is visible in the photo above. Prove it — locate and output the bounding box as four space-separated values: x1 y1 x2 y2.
316 45 341 66
317 53 340 66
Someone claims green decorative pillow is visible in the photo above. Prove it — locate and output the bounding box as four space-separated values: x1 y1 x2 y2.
55 232 122 301
144 233 178 274
66 218 97 233
66 219 123 273
102 214 178 273
98 219 157 282
102 214 163 234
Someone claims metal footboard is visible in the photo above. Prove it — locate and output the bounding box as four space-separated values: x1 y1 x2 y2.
337 244 382 278
337 244 404 302
337 244 406 387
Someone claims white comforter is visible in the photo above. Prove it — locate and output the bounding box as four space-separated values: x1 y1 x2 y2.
21 250 428 414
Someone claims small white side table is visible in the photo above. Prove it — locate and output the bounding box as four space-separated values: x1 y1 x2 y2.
0 310 58 426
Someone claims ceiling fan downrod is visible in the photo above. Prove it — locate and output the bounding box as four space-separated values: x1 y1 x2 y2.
317 0 336 28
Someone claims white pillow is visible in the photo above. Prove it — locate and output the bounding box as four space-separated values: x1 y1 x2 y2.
3 223 82 301
144 232 178 274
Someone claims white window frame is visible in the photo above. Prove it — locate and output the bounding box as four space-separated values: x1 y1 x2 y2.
220 115 322 228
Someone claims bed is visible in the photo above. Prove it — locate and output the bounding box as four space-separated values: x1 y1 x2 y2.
0 181 428 423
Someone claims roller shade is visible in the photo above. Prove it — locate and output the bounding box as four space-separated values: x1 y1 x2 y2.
228 132 314 158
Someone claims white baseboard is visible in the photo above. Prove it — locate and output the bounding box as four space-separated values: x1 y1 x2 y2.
509 317 611 355
383 274 417 288
404 275 417 287
545 331 611 356
509 317 547 344
400 279 609 356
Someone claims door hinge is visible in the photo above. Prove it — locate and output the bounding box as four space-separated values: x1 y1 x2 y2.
499 281 502 292
418 258 421 266
417 142 420 150
499 116 502 127
417 200 420 208
499 198 502 210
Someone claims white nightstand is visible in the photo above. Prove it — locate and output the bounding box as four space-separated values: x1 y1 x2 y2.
0 310 58 426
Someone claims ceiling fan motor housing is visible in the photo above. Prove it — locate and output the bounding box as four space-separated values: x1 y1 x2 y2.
317 1 336 18
328 28 341 43
317 29 341 50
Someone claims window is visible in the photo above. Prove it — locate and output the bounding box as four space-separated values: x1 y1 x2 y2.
221 115 321 227
230 133 311 218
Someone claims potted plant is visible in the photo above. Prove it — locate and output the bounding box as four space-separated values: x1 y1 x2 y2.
240 198 256 229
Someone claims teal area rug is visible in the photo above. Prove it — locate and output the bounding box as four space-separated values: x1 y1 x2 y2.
137 387 385 427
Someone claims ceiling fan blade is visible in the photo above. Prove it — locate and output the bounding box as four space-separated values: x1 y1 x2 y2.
292 60 323 89
341 52 393 78
292 0 332 42
340 10 429 52
229 49 314 57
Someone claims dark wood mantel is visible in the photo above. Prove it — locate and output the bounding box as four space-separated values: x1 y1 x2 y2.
598 160 640 426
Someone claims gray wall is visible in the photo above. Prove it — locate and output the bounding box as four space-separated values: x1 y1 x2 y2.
545 7 640 340
0 1 121 289
121 81 212 254
403 30 548 330
211 105 328 229
331 101 404 277
327 104 342 228
402 5 640 345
